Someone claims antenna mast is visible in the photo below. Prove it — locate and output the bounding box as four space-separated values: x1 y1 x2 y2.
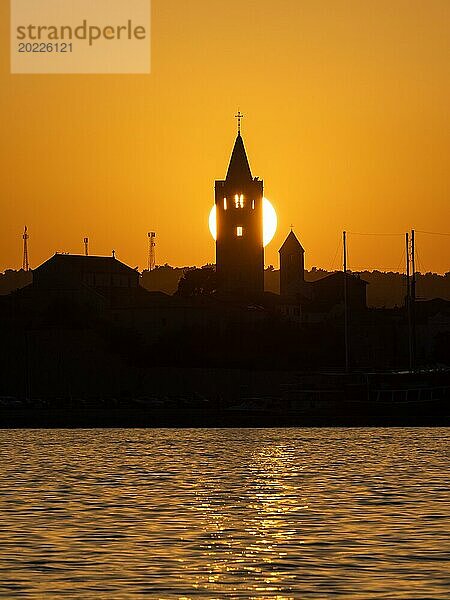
148 232 156 271
22 226 29 271
84 237 89 256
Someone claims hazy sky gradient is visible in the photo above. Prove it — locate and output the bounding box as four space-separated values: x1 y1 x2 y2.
1 0 449 272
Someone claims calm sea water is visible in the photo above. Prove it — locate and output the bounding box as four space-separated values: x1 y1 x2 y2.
0 428 448 599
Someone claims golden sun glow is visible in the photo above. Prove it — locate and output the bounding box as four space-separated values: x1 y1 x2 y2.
209 197 277 247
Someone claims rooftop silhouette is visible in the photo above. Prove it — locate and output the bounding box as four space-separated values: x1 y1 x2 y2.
279 230 305 254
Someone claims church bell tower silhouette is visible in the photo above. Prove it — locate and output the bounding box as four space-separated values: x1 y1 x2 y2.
215 113 264 295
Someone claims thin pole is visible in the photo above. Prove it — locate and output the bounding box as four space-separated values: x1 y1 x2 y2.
343 231 349 373
411 229 416 368
411 230 416 301
406 232 412 371
406 232 410 300
84 237 89 256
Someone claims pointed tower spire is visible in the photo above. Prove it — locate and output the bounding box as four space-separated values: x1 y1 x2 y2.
279 230 305 254
226 132 253 183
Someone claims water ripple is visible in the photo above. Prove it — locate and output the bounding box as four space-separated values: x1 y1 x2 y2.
0 428 449 598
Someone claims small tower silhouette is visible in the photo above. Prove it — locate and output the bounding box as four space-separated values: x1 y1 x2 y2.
279 230 305 297
215 115 264 295
22 226 29 271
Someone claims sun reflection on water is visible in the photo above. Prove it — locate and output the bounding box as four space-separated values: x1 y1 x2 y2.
0 428 448 599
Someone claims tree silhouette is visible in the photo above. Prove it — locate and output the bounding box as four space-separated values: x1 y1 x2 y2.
176 266 217 297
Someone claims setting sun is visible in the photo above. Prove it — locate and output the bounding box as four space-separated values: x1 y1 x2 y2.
209 197 277 247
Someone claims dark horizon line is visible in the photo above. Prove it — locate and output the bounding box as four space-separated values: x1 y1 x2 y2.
1 263 449 277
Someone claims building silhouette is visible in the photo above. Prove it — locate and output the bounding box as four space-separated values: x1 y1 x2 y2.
33 254 139 291
28 253 142 312
279 230 305 297
278 230 368 312
215 129 264 295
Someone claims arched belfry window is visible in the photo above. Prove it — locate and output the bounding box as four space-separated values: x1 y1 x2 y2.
234 194 244 208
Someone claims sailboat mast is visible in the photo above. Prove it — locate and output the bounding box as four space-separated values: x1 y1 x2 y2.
411 230 416 301
406 232 412 371
343 231 349 373
411 229 416 368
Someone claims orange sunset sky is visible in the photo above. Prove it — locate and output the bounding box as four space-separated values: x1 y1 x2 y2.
0 0 449 273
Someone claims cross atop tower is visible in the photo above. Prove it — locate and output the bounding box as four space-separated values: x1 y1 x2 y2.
235 110 244 134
